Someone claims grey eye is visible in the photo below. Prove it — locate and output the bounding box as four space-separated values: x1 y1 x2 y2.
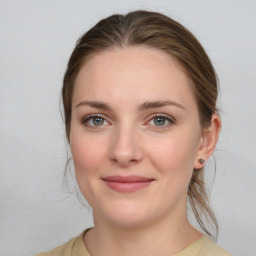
92 117 105 126
153 117 166 126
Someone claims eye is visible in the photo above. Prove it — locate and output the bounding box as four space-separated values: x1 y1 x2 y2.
82 115 110 128
148 114 174 127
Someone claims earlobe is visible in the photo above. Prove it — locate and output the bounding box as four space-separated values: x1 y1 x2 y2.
194 113 221 169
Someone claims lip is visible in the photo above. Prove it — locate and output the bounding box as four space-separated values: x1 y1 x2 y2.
102 175 154 193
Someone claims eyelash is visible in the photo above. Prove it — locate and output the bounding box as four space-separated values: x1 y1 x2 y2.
82 114 110 129
81 113 175 129
147 114 175 128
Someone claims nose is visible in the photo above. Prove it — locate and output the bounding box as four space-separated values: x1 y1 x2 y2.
109 124 143 167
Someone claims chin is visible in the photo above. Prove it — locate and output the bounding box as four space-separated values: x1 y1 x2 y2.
94 199 156 229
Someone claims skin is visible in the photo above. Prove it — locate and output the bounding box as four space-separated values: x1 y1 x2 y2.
70 46 221 256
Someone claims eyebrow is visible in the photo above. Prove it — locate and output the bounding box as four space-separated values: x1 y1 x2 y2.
138 101 185 111
75 100 185 111
76 100 111 110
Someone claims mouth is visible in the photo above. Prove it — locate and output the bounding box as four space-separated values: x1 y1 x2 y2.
102 175 154 193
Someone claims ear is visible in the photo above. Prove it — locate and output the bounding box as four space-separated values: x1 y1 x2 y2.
194 113 221 169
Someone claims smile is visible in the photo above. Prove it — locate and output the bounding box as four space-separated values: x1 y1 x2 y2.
102 175 154 193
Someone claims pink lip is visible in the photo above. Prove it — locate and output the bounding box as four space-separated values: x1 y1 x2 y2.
102 175 154 193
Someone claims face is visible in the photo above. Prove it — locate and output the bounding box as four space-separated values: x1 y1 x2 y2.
70 46 204 228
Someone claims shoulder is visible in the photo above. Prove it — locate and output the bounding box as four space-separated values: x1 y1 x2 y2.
199 237 232 256
176 236 232 256
33 236 77 256
33 237 76 256
33 230 88 256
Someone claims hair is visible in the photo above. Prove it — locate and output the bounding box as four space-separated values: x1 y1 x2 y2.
62 10 219 239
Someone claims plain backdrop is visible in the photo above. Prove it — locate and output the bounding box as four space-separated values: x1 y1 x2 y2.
1 0 256 255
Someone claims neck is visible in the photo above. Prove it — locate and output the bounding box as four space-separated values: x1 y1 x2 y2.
84 210 202 256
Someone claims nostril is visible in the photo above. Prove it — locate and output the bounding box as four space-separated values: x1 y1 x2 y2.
109 149 143 167
109 129 144 166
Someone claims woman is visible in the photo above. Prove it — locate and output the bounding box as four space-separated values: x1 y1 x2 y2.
35 10 231 256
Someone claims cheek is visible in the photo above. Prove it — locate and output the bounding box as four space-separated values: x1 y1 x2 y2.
146 133 200 203
146 132 199 175
70 134 107 176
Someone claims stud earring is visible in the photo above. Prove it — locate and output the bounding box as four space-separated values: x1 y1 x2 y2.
198 158 205 164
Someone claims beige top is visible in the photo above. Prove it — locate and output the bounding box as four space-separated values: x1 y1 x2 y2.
34 230 232 256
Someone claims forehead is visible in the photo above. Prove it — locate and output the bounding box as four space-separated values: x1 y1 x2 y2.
73 46 196 109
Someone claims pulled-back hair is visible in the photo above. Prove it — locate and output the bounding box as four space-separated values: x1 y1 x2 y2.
62 10 219 239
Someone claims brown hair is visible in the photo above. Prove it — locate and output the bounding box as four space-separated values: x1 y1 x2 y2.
62 10 219 239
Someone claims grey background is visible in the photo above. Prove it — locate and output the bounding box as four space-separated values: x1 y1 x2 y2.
1 0 256 255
